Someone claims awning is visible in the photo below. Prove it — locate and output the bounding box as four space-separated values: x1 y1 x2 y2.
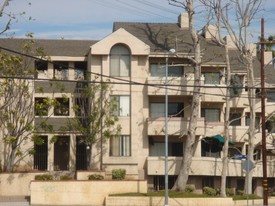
202 135 234 153
210 134 235 145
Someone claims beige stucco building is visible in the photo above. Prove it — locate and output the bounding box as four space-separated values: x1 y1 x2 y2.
1 13 275 196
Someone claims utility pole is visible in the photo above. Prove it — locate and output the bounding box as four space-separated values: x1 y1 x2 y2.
260 17 268 206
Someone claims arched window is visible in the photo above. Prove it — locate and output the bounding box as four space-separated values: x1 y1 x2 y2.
110 44 130 77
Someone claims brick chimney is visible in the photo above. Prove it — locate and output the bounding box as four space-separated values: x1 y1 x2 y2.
178 13 189 28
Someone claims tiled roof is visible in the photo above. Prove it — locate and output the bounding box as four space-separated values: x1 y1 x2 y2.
0 38 98 57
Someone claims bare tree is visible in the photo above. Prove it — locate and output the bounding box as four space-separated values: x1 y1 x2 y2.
203 0 262 195
168 0 202 191
0 0 33 35
0 0 11 34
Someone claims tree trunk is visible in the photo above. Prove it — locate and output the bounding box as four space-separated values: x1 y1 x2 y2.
172 0 201 190
246 56 255 195
221 44 231 197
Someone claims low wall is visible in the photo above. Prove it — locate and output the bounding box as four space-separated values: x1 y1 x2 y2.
105 196 275 206
106 197 234 206
0 172 45 196
30 180 147 206
106 197 275 206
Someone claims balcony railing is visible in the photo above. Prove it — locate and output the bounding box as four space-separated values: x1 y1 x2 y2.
147 156 273 177
147 75 201 96
147 117 207 136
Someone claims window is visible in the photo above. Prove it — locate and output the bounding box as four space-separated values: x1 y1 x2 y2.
75 97 89 117
150 64 184 77
34 136 48 171
229 113 242 126
201 108 220 122
149 139 183 156
54 136 70 171
110 135 131 156
35 60 47 72
245 113 261 128
112 96 130 116
202 176 214 188
53 61 69 80
267 91 275 102
266 120 275 133
110 44 130 77
35 98 49 116
54 98 70 116
150 102 184 118
201 139 221 158
74 61 87 80
230 75 242 97
203 72 220 84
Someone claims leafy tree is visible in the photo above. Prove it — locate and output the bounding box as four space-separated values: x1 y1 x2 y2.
0 34 52 172
69 76 121 169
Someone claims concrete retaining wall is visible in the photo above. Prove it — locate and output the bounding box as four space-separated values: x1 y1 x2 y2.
30 180 147 206
106 196 275 206
0 172 45 196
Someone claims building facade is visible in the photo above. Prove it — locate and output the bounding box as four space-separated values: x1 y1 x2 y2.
1 13 275 195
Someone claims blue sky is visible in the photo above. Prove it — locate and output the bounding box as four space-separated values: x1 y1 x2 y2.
1 0 275 42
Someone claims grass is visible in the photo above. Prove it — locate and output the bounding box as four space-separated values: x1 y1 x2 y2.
110 191 262 200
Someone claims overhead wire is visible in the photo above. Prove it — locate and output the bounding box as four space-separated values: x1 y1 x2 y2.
0 45 273 101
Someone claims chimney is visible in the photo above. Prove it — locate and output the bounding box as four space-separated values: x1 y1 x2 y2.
204 24 219 40
178 13 189 28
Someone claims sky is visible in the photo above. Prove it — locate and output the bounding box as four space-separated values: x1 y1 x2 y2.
1 0 275 42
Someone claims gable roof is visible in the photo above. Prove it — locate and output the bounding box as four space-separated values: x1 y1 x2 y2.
113 22 231 65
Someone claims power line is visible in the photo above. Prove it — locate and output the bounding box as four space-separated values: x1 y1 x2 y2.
0 45 272 101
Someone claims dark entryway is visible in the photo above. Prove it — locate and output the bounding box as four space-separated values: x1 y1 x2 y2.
34 136 48 170
54 136 70 171
76 136 89 170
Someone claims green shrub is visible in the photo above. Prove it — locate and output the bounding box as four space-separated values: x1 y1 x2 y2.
88 174 104 180
34 174 53 181
237 190 245 196
112 169 126 180
226 188 234 196
60 175 73 181
203 186 217 196
184 184 195 193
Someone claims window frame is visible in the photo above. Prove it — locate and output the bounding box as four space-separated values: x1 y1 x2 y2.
150 64 184 77
109 135 131 157
35 97 49 116
229 112 242 126
110 45 130 77
150 102 184 118
53 61 69 80
201 108 220 122
203 72 221 85
54 97 70 116
111 95 130 117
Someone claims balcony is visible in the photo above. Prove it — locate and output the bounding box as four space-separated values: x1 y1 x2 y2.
147 117 205 136
147 156 274 177
147 75 202 96
201 85 226 102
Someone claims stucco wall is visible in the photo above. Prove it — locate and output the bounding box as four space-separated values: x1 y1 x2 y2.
106 197 275 206
0 172 45 196
30 180 147 206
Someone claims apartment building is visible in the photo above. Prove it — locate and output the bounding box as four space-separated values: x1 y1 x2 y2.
1 13 275 195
